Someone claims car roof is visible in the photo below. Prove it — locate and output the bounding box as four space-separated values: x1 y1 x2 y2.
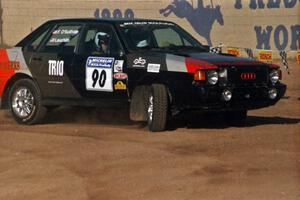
46 18 175 25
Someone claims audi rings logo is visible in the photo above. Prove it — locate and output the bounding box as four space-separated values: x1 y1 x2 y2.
240 73 256 80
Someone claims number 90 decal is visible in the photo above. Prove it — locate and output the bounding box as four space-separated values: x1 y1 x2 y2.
86 57 114 92
92 69 106 88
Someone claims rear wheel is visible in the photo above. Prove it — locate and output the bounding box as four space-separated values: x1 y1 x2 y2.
9 79 46 125
146 84 168 132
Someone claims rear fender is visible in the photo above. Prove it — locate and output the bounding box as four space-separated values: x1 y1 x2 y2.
1 73 35 109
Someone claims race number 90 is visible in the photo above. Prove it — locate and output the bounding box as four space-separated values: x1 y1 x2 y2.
92 69 106 88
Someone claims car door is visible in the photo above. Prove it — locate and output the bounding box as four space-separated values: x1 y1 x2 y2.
72 23 128 100
28 23 83 99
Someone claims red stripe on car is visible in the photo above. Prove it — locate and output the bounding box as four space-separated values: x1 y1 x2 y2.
0 49 15 97
185 57 218 73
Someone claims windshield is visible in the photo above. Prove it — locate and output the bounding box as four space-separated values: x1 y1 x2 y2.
117 21 206 52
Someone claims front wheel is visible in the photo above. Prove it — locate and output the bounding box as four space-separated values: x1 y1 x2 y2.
146 84 168 132
9 79 46 125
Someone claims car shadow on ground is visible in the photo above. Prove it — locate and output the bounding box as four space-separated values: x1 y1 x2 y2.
167 113 300 130
43 106 300 130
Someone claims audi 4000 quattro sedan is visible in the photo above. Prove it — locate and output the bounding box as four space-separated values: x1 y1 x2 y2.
0 19 286 131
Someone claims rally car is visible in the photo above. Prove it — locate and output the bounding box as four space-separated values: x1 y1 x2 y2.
0 19 286 131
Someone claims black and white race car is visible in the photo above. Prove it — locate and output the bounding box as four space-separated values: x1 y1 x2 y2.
0 19 286 131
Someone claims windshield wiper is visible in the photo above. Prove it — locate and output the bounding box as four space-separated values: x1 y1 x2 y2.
134 45 207 53
167 45 207 52
135 46 171 52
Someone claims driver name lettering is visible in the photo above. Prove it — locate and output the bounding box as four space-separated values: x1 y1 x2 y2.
52 29 79 35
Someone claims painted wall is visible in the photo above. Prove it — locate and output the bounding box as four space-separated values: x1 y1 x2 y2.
1 0 299 51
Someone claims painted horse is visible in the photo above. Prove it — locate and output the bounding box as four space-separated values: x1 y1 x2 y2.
160 0 224 46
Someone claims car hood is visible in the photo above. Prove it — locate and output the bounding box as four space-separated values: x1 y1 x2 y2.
183 52 270 68
127 51 269 74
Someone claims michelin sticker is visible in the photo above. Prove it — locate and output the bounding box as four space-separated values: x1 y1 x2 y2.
114 60 124 72
147 63 160 73
86 57 114 92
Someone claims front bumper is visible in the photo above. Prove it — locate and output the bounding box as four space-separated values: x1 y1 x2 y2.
175 83 287 112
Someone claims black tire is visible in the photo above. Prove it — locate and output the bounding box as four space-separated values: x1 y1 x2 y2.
146 84 168 132
223 110 247 126
130 85 150 122
9 79 46 125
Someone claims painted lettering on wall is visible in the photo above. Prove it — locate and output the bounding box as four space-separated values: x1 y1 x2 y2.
234 0 300 50
94 8 134 19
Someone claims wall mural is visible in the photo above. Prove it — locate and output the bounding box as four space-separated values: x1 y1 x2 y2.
93 0 299 51
159 0 224 46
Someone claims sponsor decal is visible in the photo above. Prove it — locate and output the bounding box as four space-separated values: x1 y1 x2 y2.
240 72 256 80
297 52 300 64
114 60 124 72
0 48 33 97
258 50 273 63
0 49 15 97
133 57 146 68
86 57 114 92
113 73 128 80
48 81 63 85
114 81 127 90
86 57 114 68
48 60 64 76
121 21 174 26
227 47 240 56
147 63 161 73
0 61 20 70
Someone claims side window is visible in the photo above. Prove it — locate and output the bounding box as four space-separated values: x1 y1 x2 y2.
40 25 82 54
80 24 122 56
26 27 51 52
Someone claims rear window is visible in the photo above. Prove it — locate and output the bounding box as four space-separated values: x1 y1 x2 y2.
41 25 82 54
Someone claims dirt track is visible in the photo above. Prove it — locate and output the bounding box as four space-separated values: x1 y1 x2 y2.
0 61 299 200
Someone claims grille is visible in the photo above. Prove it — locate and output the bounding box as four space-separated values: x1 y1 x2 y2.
225 65 268 86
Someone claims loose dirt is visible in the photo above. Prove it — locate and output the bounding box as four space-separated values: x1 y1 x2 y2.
0 61 299 200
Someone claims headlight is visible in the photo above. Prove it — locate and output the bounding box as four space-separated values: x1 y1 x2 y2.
207 70 218 85
268 88 278 99
269 69 280 84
